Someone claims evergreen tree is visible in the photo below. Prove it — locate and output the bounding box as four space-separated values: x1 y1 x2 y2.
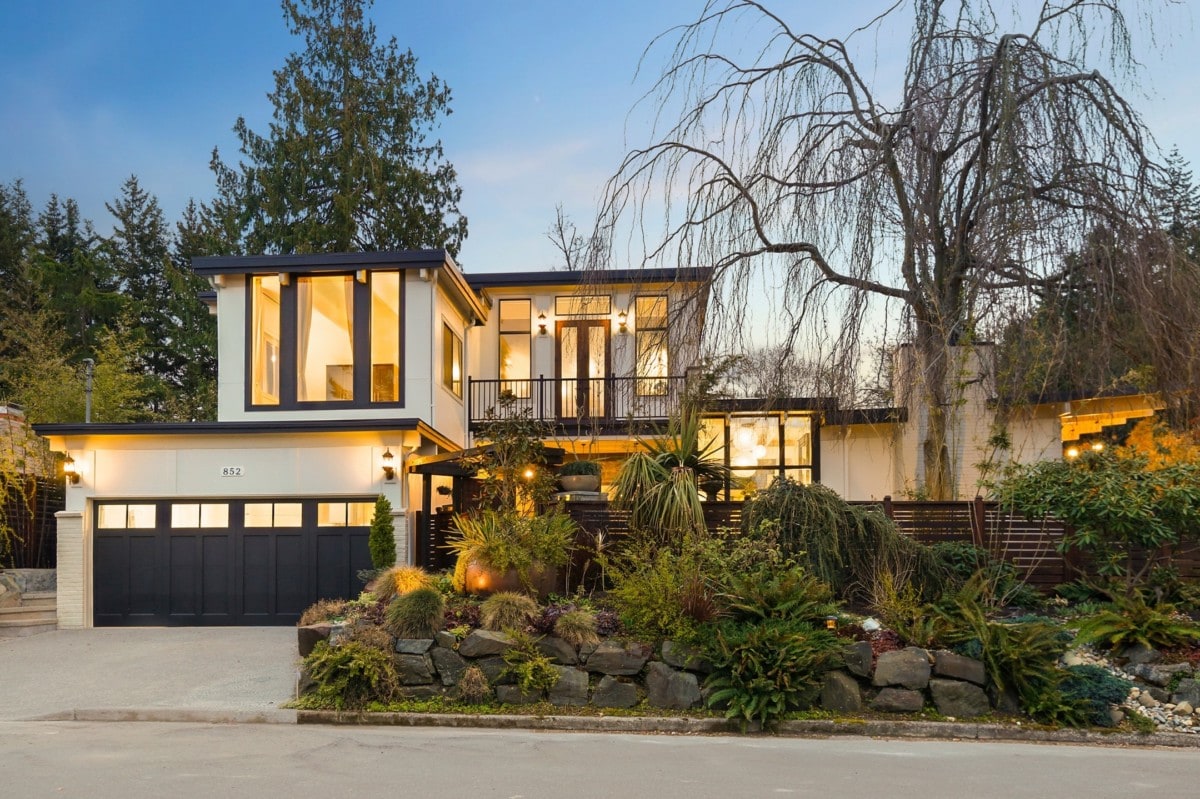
1156 147 1200 240
368 495 396 570
212 0 467 255
167 200 223 420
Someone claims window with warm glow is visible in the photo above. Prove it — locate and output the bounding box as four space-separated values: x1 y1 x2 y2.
443 323 463 397
499 299 531 396
247 270 404 408
635 295 669 396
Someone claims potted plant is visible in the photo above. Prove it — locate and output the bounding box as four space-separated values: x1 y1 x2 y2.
558 459 602 492
447 508 576 597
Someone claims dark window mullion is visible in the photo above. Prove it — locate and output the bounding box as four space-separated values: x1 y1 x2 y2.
353 278 371 402
279 281 298 406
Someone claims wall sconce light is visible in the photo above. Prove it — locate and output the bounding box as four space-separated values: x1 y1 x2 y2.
1065 445 1081 460
617 310 628 333
63 455 80 485
1090 441 1105 452
537 312 548 336
381 448 396 481
825 615 838 631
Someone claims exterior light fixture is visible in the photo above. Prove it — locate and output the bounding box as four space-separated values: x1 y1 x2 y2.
1091 441 1105 452
63 455 80 485
825 615 838 631
381 448 396 481
537 312 547 336
523 466 536 480
617 310 628 333
1065 446 1081 460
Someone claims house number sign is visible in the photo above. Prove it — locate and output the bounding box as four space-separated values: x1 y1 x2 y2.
220 466 245 477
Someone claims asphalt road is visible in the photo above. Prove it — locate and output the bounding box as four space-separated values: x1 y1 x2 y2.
0 722 1192 799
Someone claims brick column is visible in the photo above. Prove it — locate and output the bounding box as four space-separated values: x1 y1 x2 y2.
54 510 89 628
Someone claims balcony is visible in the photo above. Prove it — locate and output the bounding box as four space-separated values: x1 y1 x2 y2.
467 375 687 431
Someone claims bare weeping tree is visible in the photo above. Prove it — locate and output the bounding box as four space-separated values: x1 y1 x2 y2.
599 0 1167 498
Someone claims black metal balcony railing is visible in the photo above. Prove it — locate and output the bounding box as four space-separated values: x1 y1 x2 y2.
468 375 686 427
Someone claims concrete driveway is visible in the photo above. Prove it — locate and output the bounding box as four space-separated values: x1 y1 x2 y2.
0 627 298 722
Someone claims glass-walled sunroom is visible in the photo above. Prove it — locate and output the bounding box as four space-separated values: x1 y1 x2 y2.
699 411 818 500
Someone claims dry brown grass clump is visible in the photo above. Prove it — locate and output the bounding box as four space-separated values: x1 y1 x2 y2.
299 598 351 627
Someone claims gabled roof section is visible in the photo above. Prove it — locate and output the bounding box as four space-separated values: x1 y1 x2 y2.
192 249 489 325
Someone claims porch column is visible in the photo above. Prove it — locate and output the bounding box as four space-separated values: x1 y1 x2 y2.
54 510 89 629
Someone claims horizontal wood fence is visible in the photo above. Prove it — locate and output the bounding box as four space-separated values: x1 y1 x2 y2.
421 496 1198 593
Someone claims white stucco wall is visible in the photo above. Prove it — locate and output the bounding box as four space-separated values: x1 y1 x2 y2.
820 424 899 501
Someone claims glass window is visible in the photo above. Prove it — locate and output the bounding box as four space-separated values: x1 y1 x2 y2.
248 269 404 408
98 504 128 529
244 502 302 527
297 275 355 402
170 503 231 529
555 295 611 317
785 416 813 466
318 501 375 527
251 276 281 405
635 295 669 396
443 323 463 397
370 271 401 402
127 504 156 529
498 299 531 396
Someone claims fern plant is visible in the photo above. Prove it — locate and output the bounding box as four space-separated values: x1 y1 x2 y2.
1074 592 1200 651
702 619 841 729
720 565 837 624
302 640 398 709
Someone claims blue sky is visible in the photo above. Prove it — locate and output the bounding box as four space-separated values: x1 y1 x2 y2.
1 1 1196 274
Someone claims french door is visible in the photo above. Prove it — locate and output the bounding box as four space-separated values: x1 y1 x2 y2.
556 320 610 421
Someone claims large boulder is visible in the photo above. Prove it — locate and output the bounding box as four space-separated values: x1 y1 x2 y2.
297 624 333 657
842 641 874 679
430 647 468 687
661 640 713 673
548 666 589 706
458 629 514 658
537 636 579 665
873 647 932 690
394 653 435 685
870 687 924 713
584 641 652 676
1171 678 1200 707
593 676 639 709
820 670 863 713
929 678 990 718
395 638 434 655
933 651 986 686
495 685 541 705
645 662 702 709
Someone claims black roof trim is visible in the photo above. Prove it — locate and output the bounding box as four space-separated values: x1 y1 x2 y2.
824 407 908 426
705 397 836 414
34 418 429 436
466 267 713 289
193 249 451 275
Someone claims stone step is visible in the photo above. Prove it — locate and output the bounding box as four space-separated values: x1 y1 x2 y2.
20 591 56 608
0 604 56 623
0 616 57 638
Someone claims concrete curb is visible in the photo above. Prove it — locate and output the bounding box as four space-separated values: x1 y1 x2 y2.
295 710 1200 747
22 706 1200 748
29 708 297 725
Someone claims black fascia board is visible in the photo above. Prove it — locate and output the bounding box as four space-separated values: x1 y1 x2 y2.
823 407 908 425
192 249 451 276
705 397 837 414
466 267 714 289
34 419 428 437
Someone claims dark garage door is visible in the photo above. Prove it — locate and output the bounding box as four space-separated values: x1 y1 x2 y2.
93 499 374 626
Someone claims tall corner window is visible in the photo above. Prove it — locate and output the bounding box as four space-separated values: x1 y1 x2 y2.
248 269 403 408
498 299 531 397
443 322 463 398
251 275 281 405
635 295 669 396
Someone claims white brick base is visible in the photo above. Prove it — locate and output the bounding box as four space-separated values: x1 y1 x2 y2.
54 511 89 628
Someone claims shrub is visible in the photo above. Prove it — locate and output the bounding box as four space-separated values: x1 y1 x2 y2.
342 623 394 653
929 541 1042 609
554 609 600 649
559 459 601 477
701 619 842 729
742 477 943 602
1059 664 1133 727
1074 592 1200 651
299 598 351 627
448 508 575 592
457 665 492 704
934 577 1070 714
720 565 837 624
480 591 539 632
368 564 434 604
602 539 704 641
385 587 445 639
368 495 397 570
302 640 398 709
501 629 560 696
